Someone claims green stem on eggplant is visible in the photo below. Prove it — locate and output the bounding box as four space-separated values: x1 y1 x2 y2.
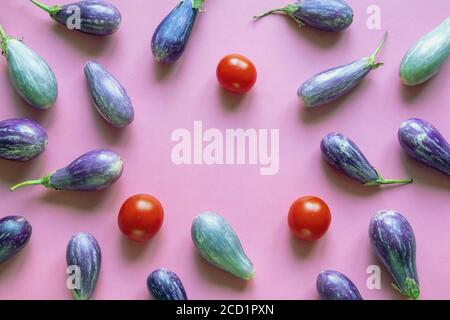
10 173 55 191
30 0 62 17
191 0 206 11
368 32 388 69
253 4 300 21
365 176 413 186
0 25 10 55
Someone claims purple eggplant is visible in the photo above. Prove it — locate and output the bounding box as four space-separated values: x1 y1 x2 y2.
0 216 32 264
0 118 48 161
30 0 121 36
10 149 123 192
67 232 101 300
147 268 188 300
321 133 412 186
316 270 362 300
370 210 419 300
398 118 450 176
84 61 134 128
299 33 387 107
254 0 353 32
151 0 205 64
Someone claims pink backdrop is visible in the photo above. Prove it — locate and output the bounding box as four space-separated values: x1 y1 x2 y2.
0 0 449 300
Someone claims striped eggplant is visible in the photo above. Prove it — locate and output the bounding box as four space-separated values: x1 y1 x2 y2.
400 17 450 86
370 210 419 300
0 25 57 109
0 216 32 264
10 149 123 191
66 232 101 300
299 33 387 107
30 0 121 36
254 0 353 32
316 270 362 300
191 212 255 280
321 133 413 186
147 268 188 300
0 118 48 161
151 0 205 64
398 118 450 176
85 61 134 128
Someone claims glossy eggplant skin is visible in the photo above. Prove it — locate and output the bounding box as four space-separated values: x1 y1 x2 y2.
10 149 123 191
254 0 353 32
321 133 412 186
191 212 255 280
0 27 57 109
400 17 450 86
316 270 363 300
66 232 101 300
299 33 386 107
147 269 188 300
31 0 121 36
398 118 450 175
370 210 419 300
0 216 32 264
84 61 134 128
0 118 48 161
151 0 203 64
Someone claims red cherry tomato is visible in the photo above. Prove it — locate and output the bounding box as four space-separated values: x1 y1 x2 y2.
118 194 164 242
216 54 257 94
288 196 331 241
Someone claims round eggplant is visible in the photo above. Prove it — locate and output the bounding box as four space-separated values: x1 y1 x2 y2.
66 232 101 300
151 0 205 64
10 149 123 191
321 133 413 186
191 212 255 280
147 268 188 300
369 210 419 300
30 0 121 36
0 216 32 264
299 33 387 107
84 61 134 128
316 270 363 300
400 17 450 86
398 118 450 175
0 25 57 109
254 0 353 32
0 118 48 161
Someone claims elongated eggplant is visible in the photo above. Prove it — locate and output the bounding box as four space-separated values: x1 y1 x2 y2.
151 0 205 64
147 268 188 300
400 17 450 86
321 133 413 186
316 270 362 300
30 0 121 36
191 212 255 280
370 210 419 300
84 61 134 128
398 118 450 175
299 33 387 107
0 119 48 161
254 0 353 32
10 149 123 191
67 232 101 300
0 216 32 264
0 25 57 109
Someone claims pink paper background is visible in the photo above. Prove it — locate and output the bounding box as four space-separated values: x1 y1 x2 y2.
0 0 449 300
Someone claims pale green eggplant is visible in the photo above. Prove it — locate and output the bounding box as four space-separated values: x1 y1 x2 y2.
400 17 450 86
191 212 255 280
0 25 57 109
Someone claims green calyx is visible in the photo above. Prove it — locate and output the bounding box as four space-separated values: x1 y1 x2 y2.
392 278 420 300
191 0 205 11
367 32 388 70
10 173 56 192
0 25 11 56
364 176 413 186
253 3 302 24
30 0 62 17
